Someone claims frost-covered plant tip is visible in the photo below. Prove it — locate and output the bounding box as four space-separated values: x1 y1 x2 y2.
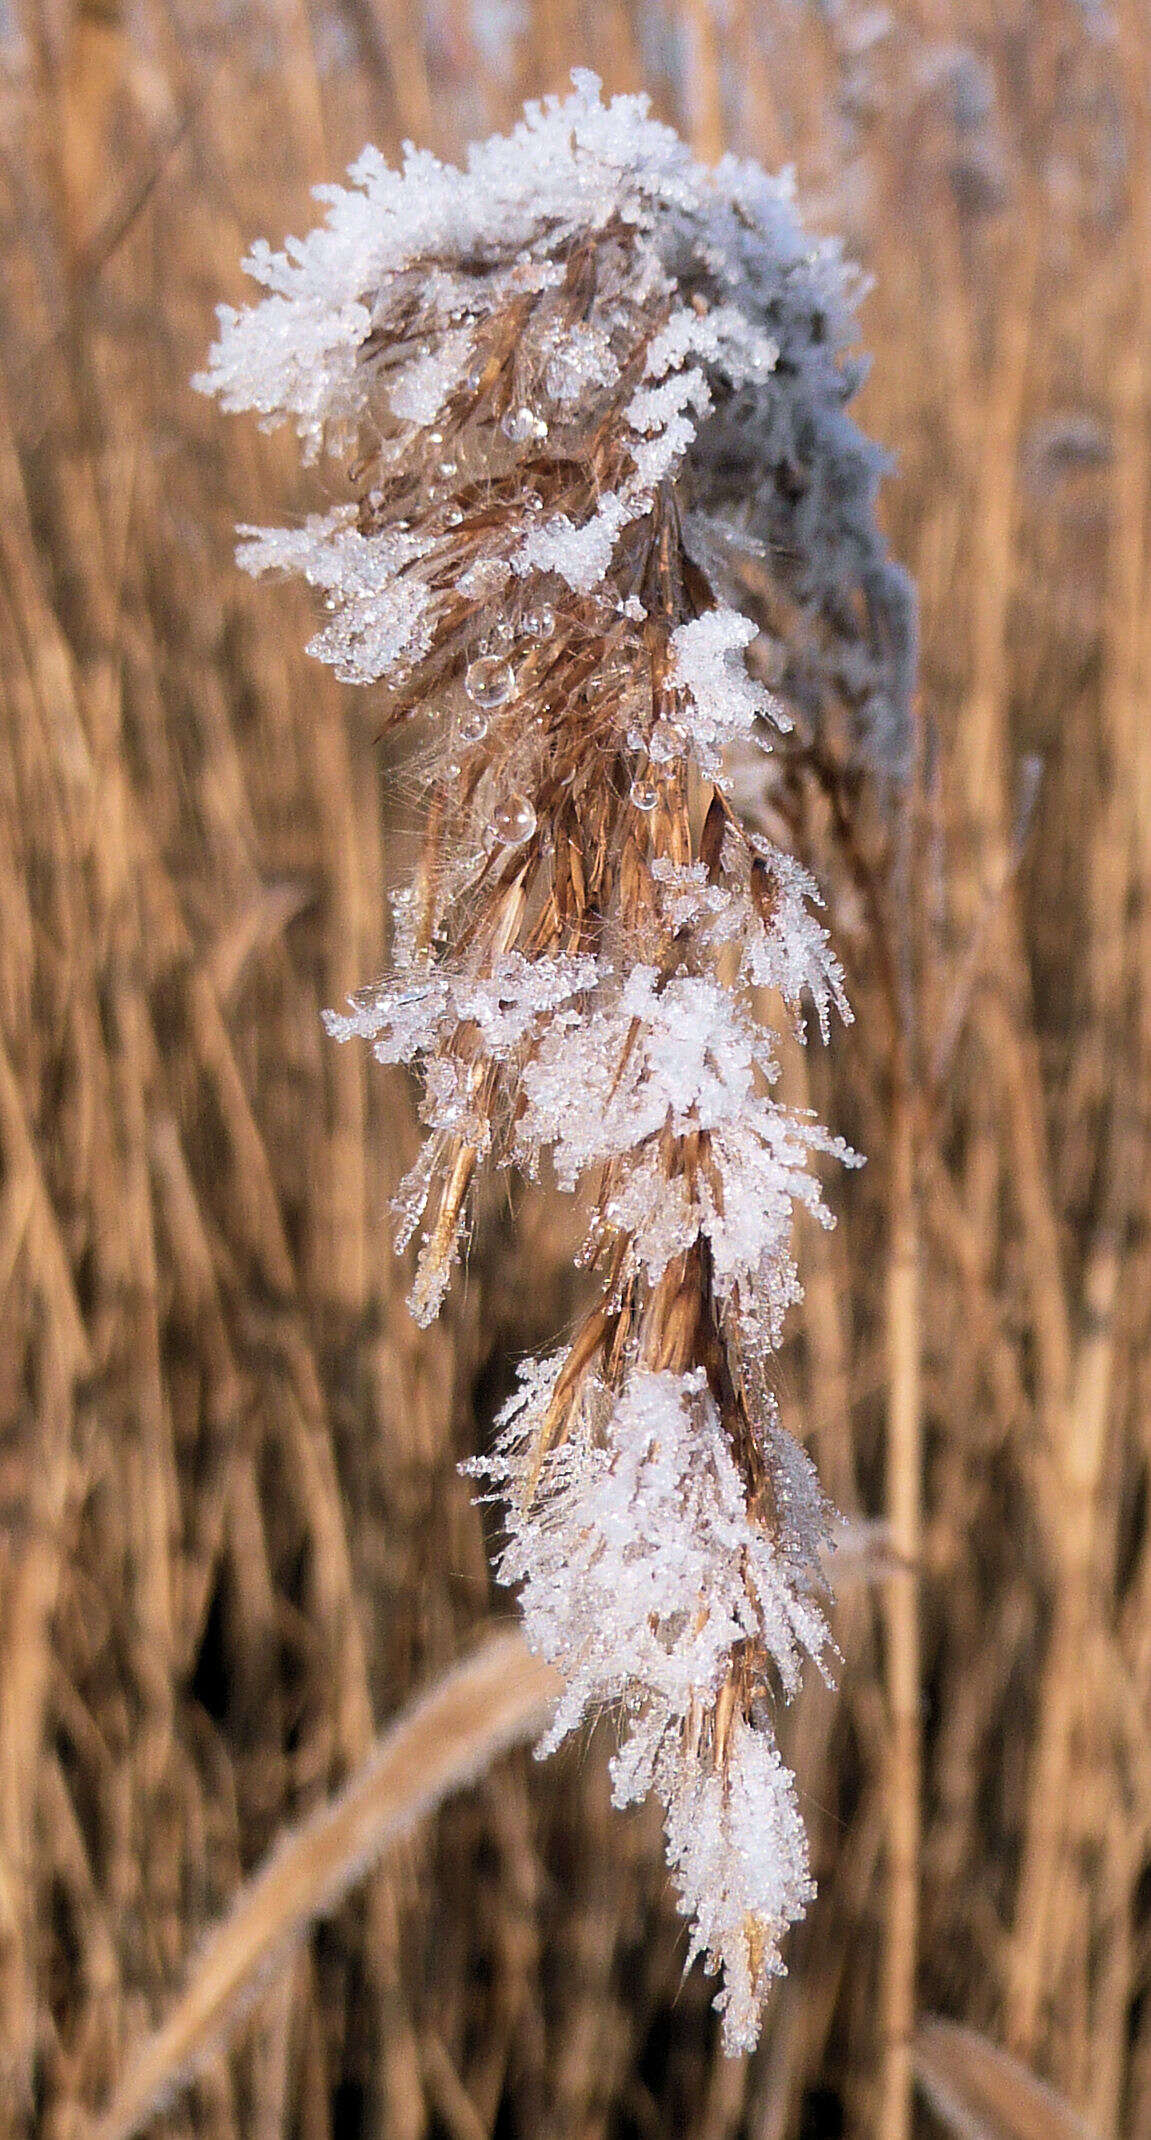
198 75 906 2054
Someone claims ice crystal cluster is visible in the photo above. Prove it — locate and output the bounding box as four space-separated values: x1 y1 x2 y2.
198 75 908 2054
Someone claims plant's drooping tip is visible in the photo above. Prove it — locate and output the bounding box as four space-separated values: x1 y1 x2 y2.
198 72 904 2054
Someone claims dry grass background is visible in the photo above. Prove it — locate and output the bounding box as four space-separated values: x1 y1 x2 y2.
1 0 1150 2134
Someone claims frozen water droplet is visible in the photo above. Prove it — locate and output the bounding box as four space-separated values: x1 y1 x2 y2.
446 508 463 526
445 759 461 779
464 655 515 707
649 720 683 763
525 604 555 638
438 459 458 476
502 406 548 444
492 793 537 845
460 709 489 744
458 557 510 599
630 779 658 812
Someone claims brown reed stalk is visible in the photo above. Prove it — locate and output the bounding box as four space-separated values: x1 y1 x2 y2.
879 1061 923 2140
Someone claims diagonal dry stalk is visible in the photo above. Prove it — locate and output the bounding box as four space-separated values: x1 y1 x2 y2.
915 2015 1100 2140
91 1632 559 2140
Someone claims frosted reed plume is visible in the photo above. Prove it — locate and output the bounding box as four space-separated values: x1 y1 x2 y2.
198 74 910 2053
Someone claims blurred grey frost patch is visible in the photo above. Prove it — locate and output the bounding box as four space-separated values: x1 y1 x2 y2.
469 0 528 74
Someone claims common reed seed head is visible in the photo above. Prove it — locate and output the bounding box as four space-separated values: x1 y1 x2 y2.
199 72 903 2055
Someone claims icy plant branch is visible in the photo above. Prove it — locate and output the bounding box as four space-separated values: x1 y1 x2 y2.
198 74 909 2055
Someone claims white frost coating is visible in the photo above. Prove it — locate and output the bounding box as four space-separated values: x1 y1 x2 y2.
621 368 715 494
194 73 729 447
387 325 476 424
482 1367 827 1745
471 1363 827 2051
741 849 851 1039
593 1147 699 1280
508 353 713 580
197 68 914 765
236 511 436 684
642 301 778 387
517 968 797 1185
626 366 712 438
663 1713 814 2054
330 955 600 1325
516 971 855 1326
235 507 432 591
194 74 840 628
628 409 702 493
669 610 784 773
197 293 372 456
700 1117 841 1342
649 853 850 1040
543 319 621 403
511 495 634 594
325 952 599 1059
519 968 763 1161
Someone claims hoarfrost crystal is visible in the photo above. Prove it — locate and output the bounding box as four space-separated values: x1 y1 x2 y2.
199 73 913 2054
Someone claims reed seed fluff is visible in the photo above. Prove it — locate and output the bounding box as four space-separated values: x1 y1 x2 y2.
198 70 912 2056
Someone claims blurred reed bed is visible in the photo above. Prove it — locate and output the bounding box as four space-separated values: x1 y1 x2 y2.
0 1 1148 2135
